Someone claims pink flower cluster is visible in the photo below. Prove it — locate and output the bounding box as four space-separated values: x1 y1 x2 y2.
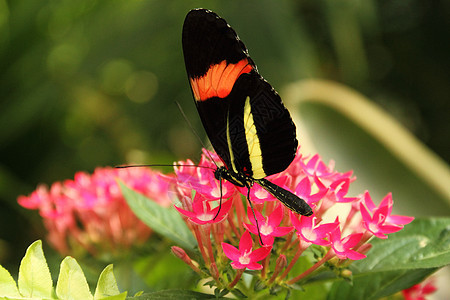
18 167 172 256
172 148 414 288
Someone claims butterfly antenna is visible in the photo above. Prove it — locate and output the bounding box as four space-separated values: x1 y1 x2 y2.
176 101 227 224
175 101 219 168
116 164 215 171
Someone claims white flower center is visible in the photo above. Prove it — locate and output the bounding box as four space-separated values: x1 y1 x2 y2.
260 222 273 236
255 189 269 199
302 228 316 241
238 250 251 265
197 213 213 222
368 223 379 233
333 241 344 252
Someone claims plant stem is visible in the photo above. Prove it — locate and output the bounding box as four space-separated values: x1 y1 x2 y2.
286 250 335 285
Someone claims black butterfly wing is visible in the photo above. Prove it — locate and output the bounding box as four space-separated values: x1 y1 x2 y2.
182 9 297 179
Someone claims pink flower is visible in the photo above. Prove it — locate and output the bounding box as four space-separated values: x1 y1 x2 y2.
244 204 293 245
222 231 272 270
329 226 366 260
301 154 336 178
329 178 358 203
175 152 236 200
290 212 339 246
170 147 414 290
175 192 233 225
402 277 437 300
237 181 277 205
18 167 171 256
294 176 328 205
360 191 414 239
301 154 353 185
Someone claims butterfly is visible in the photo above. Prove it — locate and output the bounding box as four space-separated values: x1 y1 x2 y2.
182 9 312 217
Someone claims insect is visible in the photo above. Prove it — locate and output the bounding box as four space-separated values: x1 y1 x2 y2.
182 9 312 217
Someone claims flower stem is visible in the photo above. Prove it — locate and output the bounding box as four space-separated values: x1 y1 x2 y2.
354 230 373 251
279 242 304 281
228 269 244 289
280 231 294 253
268 254 287 285
193 225 210 266
261 252 270 279
286 250 335 285
200 225 215 263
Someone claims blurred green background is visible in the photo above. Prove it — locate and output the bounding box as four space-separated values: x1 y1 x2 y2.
1 0 449 275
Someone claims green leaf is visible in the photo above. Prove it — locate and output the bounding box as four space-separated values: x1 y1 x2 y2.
0 265 20 297
129 289 217 299
119 181 196 251
56 256 93 300
17 240 53 298
327 218 450 300
135 250 195 290
95 265 127 300
356 218 450 271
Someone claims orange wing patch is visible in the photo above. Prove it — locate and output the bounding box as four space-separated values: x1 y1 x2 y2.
190 59 253 101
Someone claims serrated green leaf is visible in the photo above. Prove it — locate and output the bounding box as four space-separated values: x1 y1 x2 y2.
327 218 450 300
217 288 229 297
355 218 450 272
130 289 217 299
94 264 124 300
229 288 246 298
0 264 20 297
18 240 53 298
56 256 93 300
119 182 196 251
327 269 435 300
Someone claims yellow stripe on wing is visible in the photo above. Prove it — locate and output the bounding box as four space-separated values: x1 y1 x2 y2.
243 96 266 179
226 110 238 174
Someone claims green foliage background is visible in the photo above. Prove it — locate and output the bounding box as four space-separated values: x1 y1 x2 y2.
0 0 448 286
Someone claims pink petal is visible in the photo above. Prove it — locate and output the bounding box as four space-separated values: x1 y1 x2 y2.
243 223 258 234
174 205 197 219
315 221 340 237
372 231 389 239
221 242 240 261
289 211 302 229
239 231 253 252
363 191 376 211
272 226 294 237
379 193 393 209
249 246 272 262
260 235 275 246
247 207 265 225
245 262 263 270
329 226 342 243
267 204 284 227
387 215 414 226
379 224 404 234
342 233 363 248
295 177 311 198
230 261 247 270
360 202 373 223
212 198 234 220
344 249 366 260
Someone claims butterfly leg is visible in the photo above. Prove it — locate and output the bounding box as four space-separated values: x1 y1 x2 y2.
213 176 224 220
245 185 264 245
